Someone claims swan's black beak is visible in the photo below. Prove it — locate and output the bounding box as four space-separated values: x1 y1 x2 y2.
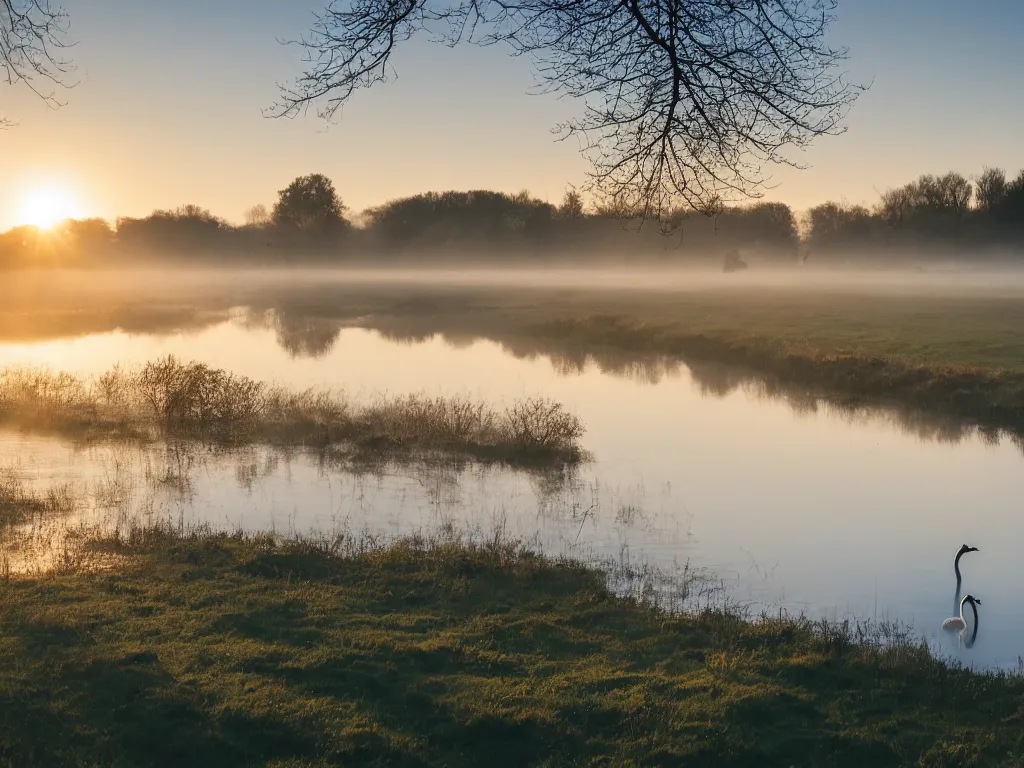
969 546 980 552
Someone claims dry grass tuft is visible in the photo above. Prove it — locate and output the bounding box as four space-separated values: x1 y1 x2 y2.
0 356 587 464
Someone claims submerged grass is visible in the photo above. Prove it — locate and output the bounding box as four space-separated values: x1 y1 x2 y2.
0 356 585 465
0 471 75 528
0 523 1022 766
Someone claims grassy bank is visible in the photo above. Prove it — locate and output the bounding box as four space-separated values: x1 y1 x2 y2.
350 286 1024 438
527 314 1024 436
0 527 1021 766
0 356 585 466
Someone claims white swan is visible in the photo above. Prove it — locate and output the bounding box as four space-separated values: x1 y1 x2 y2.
942 594 981 637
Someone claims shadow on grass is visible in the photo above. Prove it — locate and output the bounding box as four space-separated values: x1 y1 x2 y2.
0 643 325 767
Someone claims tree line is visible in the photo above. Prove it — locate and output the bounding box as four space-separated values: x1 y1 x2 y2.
805 169 1024 257
4 167 1024 269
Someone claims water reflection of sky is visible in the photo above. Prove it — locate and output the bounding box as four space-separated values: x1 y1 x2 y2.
1 321 1022 670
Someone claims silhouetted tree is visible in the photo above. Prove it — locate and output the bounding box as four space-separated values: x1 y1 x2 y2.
877 172 973 232
877 184 915 226
994 170 1024 226
272 174 347 233
116 205 229 256
244 204 270 227
809 201 870 236
975 168 1008 213
364 190 554 248
806 201 873 254
558 190 584 220
917 173 973 212
270 0 862 222
729 203 800 258
591 197 646 219
58 217 114 252
1 0 74 126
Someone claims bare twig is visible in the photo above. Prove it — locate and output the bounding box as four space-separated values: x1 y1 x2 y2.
269 0 864 223
0 0 75 125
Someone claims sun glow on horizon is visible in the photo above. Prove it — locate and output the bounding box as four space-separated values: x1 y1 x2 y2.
19 186 82 229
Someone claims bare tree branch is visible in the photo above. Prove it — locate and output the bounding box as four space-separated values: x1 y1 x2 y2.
0 0 74 127
270 0 864 223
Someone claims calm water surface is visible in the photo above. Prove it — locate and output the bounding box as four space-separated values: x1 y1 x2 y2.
1 317 1021 669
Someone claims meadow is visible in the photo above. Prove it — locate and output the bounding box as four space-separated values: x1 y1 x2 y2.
0 515 1021 767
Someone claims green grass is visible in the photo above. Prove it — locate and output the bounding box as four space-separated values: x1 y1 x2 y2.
514 289 1024 371
1 527 1023 767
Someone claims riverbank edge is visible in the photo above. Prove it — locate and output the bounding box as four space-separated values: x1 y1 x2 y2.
530 315 1024 437
0 526 1020 766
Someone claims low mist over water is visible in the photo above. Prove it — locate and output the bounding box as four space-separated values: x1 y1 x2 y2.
12 262 1024 299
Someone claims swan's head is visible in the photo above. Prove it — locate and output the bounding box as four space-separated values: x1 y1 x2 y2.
964 594 982 606
958 544 980 556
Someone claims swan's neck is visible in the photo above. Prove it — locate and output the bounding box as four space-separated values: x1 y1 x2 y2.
959 594 969 621
954 551 964 581
968 599 980 646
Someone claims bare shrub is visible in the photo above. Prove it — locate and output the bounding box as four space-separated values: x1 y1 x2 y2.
368 394 496 446
0 358 586 464
500 397 584 450
135 356 267 434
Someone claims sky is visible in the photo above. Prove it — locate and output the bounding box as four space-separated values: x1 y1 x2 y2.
2 0 1024 230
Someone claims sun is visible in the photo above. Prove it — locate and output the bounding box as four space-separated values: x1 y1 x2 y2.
19 186 81 229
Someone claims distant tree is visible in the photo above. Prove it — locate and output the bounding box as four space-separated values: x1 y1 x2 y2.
364 190 554 246
244 204 270 227
170 204 219 221
1 0 74 126
591 197 645 219
807 201 873 251
558 190 584 220
976 167 1009 213
58 218 115 251
115 205 228 256
994 170 1024 225
878 172 973 227
272 174 347 232
877 185 915 226
270 0 862 222
917 173 973 212
725 202 800 258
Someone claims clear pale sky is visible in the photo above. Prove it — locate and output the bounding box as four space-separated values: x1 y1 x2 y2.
2 0 1023 230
